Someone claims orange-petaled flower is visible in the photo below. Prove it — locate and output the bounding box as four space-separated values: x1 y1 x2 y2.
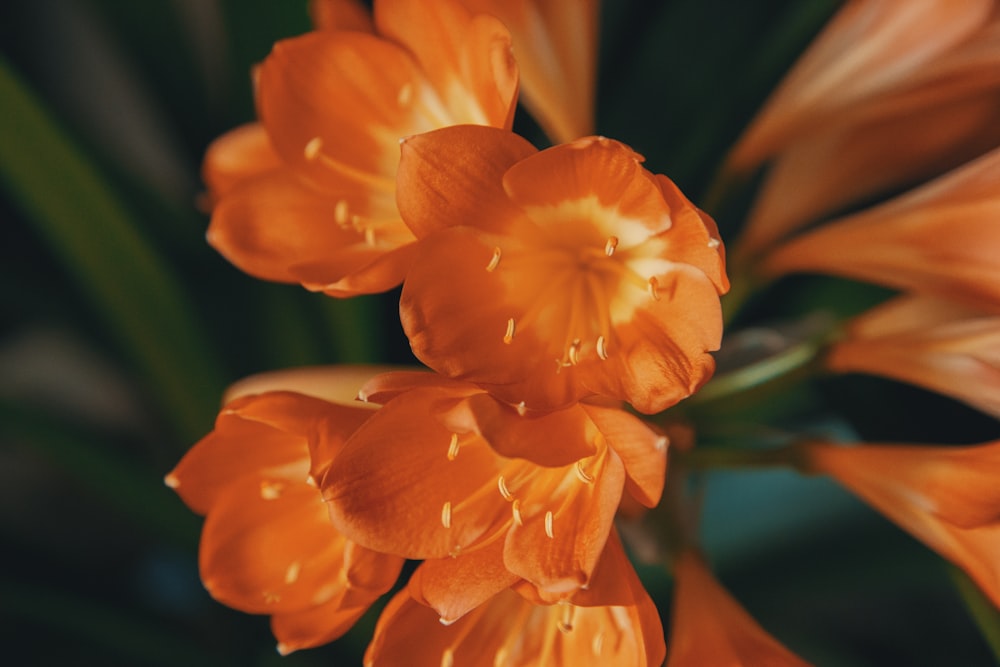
827 295 1000 419
366 531 666 666
396 125 728 414
460 0 600 143
729 0 1000 257
322 371 667 599
166 379 404 654
802 440 1000 608
667 549 811 667
202 0 518 296
760 146 1000 310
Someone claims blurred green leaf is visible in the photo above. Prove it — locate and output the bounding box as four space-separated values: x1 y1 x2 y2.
0 57 225 440
951 566 1000 662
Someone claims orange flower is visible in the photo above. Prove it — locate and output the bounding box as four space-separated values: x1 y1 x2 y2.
760 146 1000 310
366 531 666 666
667 549 811 666
396 125 728 413
803 440 1000 608
459 0 600 143
202 0 519 296
828 295 1000 418
321 371 667 598
729 0 1000 257
166 378 404 654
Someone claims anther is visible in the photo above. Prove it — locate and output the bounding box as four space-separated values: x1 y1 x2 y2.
544 510 554 538
575 460 594 484
486 246 502 272
357 389 369 402
284 561 301 584
304 137 323 160
596 335 609 360
604 236 619 256
260 480 283 500
516 401 527 416
648 276 661 301
334 200 349 225
397 83 413 107
512 500 523 526
447 433 460 460
568 339 581 366
503 318 515 344
557 603 575 633
498 475 513 501
441 501 452 528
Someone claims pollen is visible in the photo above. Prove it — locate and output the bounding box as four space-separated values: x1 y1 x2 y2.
397 83 413 107
503 317 515 344
648 276 661 301
441 501 452 528
486 246 502 271
334 199 349 225
260 480 284 500
447 433 460 460
512 499 524 526
605 236 619 256
284 561 301 584
498 475 513 501
304 136 323 160
575 460 594 483
596 335 609 360
544 510 554 538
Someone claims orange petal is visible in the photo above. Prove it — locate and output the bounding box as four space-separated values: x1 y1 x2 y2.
309 0 373 32
356 369 451 404
503 445 625 595
222 364 400 405
375 0 518 129
396 125 536 238
291 241 419 297
655 174 729 293
727 0 993 171
762 146 1000 311
462 0 599 143
408 536 519 624
201 123 282 203
667 550 811 666
322 386 509 559
167 392 339 515
581 403 667 508
828 295 1000 419
198 477 347 615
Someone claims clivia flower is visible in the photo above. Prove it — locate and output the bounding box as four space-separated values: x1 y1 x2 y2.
202 0 519 296
321 371 667 599
165 374 405 655
396 125 728 413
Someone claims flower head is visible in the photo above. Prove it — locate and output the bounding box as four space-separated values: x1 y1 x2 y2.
203 0 519 296
165 373 404 654
397 126 728 413
803 439 1000 607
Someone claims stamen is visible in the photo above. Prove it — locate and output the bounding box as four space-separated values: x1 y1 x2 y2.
568 339 581 366
397 83 413 107
596 335 609 360
648 276 661 301
486 246 502 271
544 510 554 538
557 603 575 633
441 501 452 528
604 236 619 256
441 648 455 667
334 200 349 225
592 633 605 656
304 136 323 160
498 475 513 501
284 561 301 584
512 499 523 526
503 317 515 344
259 480 283 500
575 460 594 484
357 389 369 402
447 433 460 460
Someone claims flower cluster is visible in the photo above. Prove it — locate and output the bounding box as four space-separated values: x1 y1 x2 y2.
168 0 1000 664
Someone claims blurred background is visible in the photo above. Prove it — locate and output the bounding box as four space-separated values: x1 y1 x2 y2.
2 1 998 664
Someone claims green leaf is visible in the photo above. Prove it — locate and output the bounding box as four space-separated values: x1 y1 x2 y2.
0 57 225 441
950 566 1000 662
